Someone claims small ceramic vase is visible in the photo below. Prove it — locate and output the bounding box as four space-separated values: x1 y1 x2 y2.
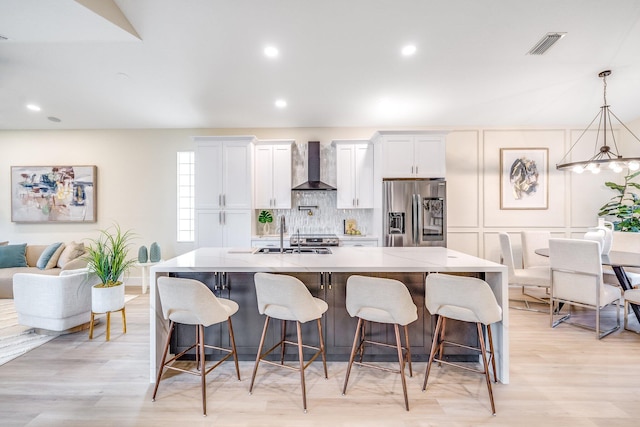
149 242 161 262
138 246 148 263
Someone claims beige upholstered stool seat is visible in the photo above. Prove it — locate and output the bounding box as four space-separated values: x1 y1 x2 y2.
624 289 640 332
423 273 502 415
342 275 418 411
249 272 328 413
152 277 240 416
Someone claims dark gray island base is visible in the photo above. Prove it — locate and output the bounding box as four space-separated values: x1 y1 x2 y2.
150 247 509 383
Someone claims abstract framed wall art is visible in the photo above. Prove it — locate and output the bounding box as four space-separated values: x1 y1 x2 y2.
500 148 548 210
11 165 97 223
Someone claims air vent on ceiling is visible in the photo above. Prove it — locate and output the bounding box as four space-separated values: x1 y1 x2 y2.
527 32 566 55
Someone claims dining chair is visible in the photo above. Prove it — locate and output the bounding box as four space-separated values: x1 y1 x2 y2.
499 232 550 312
624 288 640 333
521 230 551 268
549 238 621 339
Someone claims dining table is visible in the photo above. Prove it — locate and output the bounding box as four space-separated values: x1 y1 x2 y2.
536 248 640 323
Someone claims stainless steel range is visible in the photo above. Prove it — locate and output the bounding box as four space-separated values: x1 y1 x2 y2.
290 234 339 247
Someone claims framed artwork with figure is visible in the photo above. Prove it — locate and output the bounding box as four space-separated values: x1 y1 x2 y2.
500 148 548 210
11 165 97 223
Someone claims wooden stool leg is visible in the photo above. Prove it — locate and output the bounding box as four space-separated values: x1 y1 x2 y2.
423 315 443 391
152 321 174 401
394 324 409 411
296 321 307 413
477 322 496 415
342 317 363 396
106 312 111 341
317 318 328 379
404 324 413 377
89 312 95 339
121 307 127 334
227 317 241 381
199 324 207 416
249 316 270 394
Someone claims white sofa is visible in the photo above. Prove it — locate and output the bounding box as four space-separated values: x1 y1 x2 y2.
13 268 101 332
0 243 87 298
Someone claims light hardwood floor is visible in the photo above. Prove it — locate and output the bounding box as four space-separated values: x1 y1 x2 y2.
1 290 639 427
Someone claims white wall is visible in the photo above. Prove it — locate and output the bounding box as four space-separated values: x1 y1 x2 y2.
2 121 639 272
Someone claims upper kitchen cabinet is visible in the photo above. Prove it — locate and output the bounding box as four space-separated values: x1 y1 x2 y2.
254 140 293 209
373 131 448 178
193 136 254 210
334 140 373 209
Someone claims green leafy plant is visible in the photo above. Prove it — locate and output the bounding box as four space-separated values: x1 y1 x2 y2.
598 170 640 232
85 223 137 287
258 210 273 224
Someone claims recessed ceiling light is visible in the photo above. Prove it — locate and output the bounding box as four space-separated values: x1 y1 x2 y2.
264 46 279 58
275 99 287 108
26 104 41 112
401 45 417 56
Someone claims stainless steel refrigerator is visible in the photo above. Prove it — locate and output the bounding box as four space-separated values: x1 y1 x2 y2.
383 178 446 247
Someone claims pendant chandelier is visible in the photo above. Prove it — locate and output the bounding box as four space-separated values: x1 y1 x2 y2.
556 70 640 174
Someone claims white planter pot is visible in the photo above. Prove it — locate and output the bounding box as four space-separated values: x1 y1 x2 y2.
92 283 125 313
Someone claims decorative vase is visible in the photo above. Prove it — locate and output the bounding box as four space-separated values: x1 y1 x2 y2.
138 246 148 263
149 242 161 262
91 283 125 313
262 222 271 236
596 217 614 255
584 218 614 255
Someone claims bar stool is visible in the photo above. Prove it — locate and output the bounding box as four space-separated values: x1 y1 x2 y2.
249 272 328 413
624 289 640 333
341 275 418 411
152 277 240 416
423 273 502 415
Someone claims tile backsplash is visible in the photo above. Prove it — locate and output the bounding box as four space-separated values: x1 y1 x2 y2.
266 191 373 236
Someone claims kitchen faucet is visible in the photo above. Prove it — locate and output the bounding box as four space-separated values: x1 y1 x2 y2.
280 215 286 253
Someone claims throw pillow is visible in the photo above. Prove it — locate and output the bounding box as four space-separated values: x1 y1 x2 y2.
36 242 64 270
57 241 85 268
45 243 66 269
0 243 28 268
0 241 8 246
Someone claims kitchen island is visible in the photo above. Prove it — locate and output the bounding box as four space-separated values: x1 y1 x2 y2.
149 246 509 383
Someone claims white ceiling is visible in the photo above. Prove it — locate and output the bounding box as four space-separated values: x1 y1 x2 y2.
1 0 640 130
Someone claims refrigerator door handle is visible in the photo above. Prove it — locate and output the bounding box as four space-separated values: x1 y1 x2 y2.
415 193 422 244
411 194 418 245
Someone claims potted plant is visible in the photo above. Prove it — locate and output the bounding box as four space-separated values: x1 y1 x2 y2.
86 223 137 313
258 210 274 235
598 170 640 231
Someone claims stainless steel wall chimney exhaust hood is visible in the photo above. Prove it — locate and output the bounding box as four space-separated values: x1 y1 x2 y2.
292 141 336 191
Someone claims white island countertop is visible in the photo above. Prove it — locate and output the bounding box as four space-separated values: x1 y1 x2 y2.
149 246 509 383
153 246 505 274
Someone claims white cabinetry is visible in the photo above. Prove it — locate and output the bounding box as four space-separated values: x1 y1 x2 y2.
334 140 374 209
194 136 254 247
254 140 293 209
196 210 252 247
340 238 378 247
374 131 447 178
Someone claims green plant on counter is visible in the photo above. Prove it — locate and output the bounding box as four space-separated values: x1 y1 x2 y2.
258 210 273 224
85 223 137 287
598 170 640 232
